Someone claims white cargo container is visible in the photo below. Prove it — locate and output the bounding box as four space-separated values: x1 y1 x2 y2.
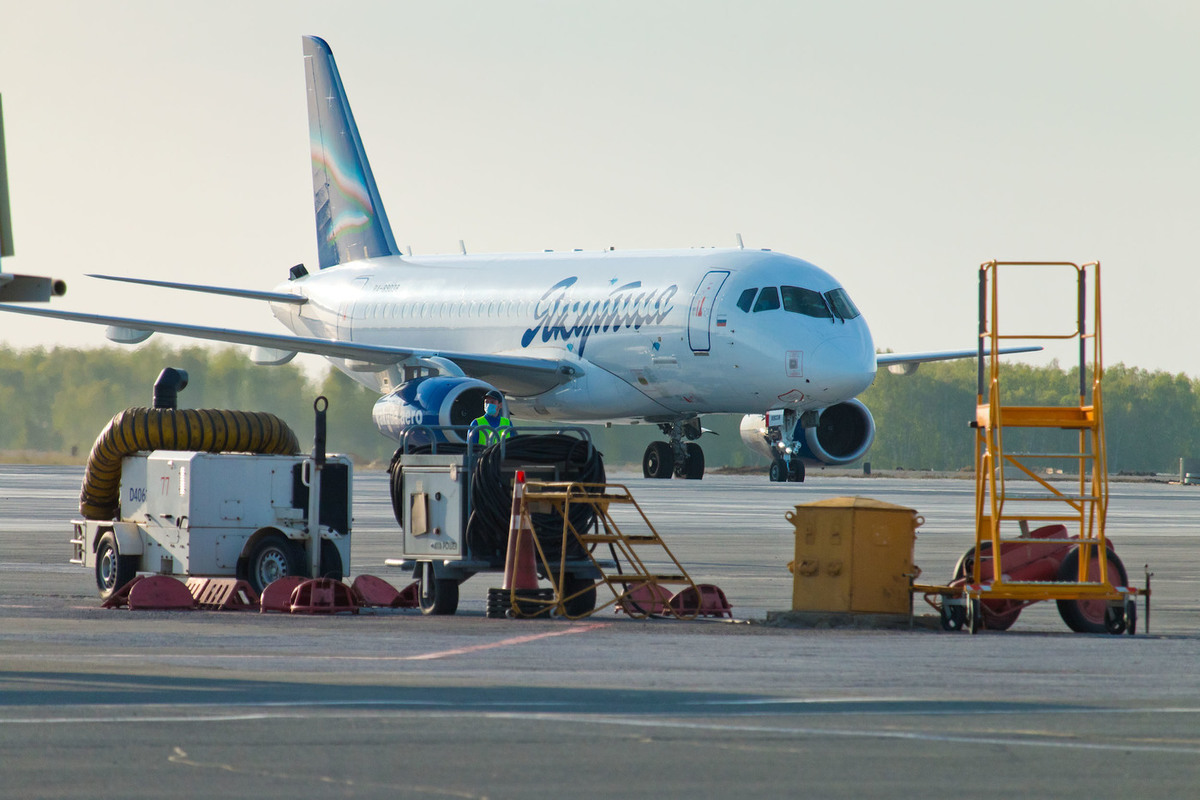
71 450 352 598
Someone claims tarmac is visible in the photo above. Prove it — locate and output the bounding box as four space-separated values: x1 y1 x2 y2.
2 464 1198 799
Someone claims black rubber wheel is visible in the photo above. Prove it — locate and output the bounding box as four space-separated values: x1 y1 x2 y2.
642 441 674 479
95 531 138 601
967 598 983 634
1056 547 1129 634
683 442 705 480
788 461 805 482
418 561 460 615
1104 604 1128 635
952 546 1021 631
561 574 598 617
768 459 786 482
1126 598 1138 635
939 598 965 631
245 533 305 595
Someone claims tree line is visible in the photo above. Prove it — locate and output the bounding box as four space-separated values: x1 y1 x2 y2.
0 343 1195 474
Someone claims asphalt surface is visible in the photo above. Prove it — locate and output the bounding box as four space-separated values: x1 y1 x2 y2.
2 464 1198 799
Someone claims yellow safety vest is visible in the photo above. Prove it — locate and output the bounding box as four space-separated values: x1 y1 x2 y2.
471 415 513 446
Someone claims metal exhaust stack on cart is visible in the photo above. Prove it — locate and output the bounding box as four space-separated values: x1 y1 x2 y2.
70 368 353 606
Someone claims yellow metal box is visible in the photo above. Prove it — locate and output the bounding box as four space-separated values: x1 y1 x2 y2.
786 496 922 614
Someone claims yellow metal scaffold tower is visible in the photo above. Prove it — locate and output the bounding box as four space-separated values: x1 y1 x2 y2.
916 261 1143 634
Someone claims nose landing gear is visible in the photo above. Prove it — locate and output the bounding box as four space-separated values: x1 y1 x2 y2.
642 419 706 480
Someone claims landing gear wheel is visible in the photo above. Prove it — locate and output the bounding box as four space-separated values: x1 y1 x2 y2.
788 461 805 482
245 533 304 595
418 561 460 615
95 531 138 601
560 574 598 618
642 441 674 479
1056 547 1128 634
769 459 786 482
683 442 705 480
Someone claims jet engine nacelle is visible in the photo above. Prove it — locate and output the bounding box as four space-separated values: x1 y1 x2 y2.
372 375 498 445
739 398 876 466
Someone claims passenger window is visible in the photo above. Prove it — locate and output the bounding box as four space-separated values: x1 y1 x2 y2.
736 288 757 313
752 286 780 312
781 286 832 318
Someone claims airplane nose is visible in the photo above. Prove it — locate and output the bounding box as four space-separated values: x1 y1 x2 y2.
808 336 876 398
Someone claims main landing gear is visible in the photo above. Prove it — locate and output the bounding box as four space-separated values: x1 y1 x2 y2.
642 419 705 480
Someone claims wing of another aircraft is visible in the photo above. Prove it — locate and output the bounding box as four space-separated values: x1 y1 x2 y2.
877 346 1041 375
0 303 576 396
86 274 307 305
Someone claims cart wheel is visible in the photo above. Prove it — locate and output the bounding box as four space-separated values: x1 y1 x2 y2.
951 547 1020 631
1103 604 1127 635
95 531 138 601
246 534 304 595
1125 598 1137 635
967 598 983 634
1056 547 1129 634
561 574 598 617
418 562 459 615
939 597 965 631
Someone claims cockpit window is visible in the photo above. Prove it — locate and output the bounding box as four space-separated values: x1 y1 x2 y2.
781 285 833 318
752 286 780 312
736 288 757 313
825 288 861 319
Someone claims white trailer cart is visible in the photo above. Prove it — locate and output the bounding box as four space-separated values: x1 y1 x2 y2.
71 450 352 599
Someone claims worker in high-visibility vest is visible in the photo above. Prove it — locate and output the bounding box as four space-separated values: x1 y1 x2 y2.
469 389 513 446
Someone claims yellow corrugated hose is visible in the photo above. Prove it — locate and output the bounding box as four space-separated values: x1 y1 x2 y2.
80 408 300 520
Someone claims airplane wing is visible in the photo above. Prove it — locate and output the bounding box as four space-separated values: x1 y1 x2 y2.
0 303 576 396
876 346 1041 374
86 274 307 305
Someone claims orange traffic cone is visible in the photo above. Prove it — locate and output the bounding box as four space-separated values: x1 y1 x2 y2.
502 470 540 591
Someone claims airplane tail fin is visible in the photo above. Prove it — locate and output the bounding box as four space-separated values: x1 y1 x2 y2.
303 36 400 269
0 95 13 258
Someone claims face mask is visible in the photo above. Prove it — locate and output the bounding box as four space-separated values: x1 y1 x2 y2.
485 403 499 416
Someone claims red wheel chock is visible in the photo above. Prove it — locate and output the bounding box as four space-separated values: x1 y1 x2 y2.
616 583 674 617
669 584 733 619
288 578 359 614
350 575 419 608
102 575 197 610
259 576 309 613
186 577 259 610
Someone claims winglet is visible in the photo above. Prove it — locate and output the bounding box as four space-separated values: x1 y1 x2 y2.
303 36 400 268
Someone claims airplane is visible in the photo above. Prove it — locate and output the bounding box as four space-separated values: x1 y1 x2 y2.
0 93 68 302
0 36 1035 482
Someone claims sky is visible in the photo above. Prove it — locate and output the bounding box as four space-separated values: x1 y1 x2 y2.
1 0 1198 379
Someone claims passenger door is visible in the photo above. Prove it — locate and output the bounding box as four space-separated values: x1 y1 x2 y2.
687 270 730 353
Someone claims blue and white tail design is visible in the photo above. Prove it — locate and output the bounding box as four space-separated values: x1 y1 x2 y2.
303 36 399 269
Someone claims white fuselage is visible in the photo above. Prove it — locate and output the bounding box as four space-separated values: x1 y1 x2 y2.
269 247 878 423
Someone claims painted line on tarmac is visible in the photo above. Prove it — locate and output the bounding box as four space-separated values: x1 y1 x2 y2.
0 621 612 664
481 712 1200 755
5 706 1200 757
399 622 610 660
